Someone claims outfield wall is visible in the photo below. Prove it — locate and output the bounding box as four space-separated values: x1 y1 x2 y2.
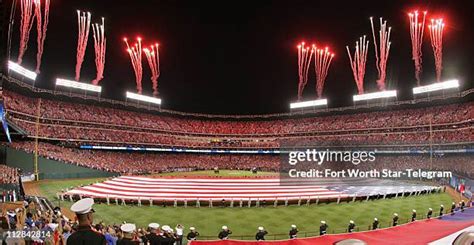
2 146 117 179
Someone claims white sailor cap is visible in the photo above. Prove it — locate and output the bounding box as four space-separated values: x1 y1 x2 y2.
148 223 160 229
321 221 326 224
412 209 416 212
222 225 228 230
291 225 297 228
429 208 433 211
452 202 455 205
190 227 196 231
121 223 136 233
258 226 264 231
349 220 354 224
394 213 398 216
70 198 95 214
161 225 171 232
440 205 444 207
374 218 378 221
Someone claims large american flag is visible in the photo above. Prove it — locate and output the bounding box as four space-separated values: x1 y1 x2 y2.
66 176 348 201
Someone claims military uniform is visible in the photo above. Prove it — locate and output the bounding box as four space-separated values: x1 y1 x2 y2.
116 237 138 245
372 219 379 230
255 227 267 241
289 226 298 239
186 230 200 241
218 226 232 240
427 209 433 219
392 214 399 226
411 210 417 222
117 223 138 245
146 223 160 245
145 232 160 245
348 221 355 233
319 222 328 235
67 198 106 245
66 225 106 245
451 203 456 215
461 201 465 212
439 205 444 217
158 235 175 245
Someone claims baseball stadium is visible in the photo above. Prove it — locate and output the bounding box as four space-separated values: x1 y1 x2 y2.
0 1 473 245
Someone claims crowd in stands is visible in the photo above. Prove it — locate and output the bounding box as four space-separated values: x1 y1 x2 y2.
8 141 474 178
3 90 472 149
9 141 278 174
9 118 473 149
4 90 473 136
0 165 19 184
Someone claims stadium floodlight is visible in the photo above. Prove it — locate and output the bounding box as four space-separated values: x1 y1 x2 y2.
56 78 102 93
8 61 37 81
126 91 162 105
353 90 397 102
290 99 328 109
412 79 459 94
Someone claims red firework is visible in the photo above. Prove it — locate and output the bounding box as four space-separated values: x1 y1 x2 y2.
91 17 106 85
346 35 369 95
124 37 143 94
143 43 160 96
75 10 91 81
17 0 35 65
33 0 50 73
312 45 334 98
370 17 392 91
408 10 427 85
428 18 445 82
296 42 313 101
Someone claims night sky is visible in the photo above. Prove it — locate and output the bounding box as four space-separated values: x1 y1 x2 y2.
8 0 474 114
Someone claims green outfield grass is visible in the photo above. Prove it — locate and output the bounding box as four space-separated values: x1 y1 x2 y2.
37 172 454 241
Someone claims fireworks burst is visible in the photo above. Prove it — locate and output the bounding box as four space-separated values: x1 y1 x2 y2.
346 36 369 95
91 17 106 85
33 0 50 73
312 45 334 98
143 43 160 96
408 11 427 85
17 0 35 65
296 42 313 101
428 18 445 82
75 10 91 81
124 37 143 94
370 17 392 91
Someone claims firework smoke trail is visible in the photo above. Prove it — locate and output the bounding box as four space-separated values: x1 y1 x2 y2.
17 0 35 65
409 11 427 85
75 10 91 81
370 17 392 91
296 42 313 101
312 45 334 98
143 43 160 96
33 0 50 73
346 36 369 95
428 18 445 82
124 37 143 94
91 17 106 85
